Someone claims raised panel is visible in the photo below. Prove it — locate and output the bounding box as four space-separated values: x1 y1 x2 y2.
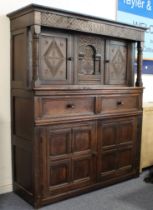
49 160 71 187
117 148 133 169
101 150 117 173
101 123 116 148
48 128 71 158
13 33 25 80
12 30 27 87
117 120 134 144
39 32 72 84
72 126 93 153
72 155 93 183
105 40 128 85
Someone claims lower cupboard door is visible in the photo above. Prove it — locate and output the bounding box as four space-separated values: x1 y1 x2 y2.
40 121 97 196
97 117 138 182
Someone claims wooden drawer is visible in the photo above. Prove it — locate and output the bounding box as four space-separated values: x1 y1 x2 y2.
99 95 139 114
35 96 95 120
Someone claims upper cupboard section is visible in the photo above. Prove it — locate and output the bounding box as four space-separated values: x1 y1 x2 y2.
11 28 134 89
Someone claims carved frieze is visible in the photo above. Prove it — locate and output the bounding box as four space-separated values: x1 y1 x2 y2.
41 12 144 41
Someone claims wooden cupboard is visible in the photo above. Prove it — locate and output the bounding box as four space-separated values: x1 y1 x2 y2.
8 4 145 207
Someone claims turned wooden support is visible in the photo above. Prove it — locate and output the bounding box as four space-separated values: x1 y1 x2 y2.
135 41 143 87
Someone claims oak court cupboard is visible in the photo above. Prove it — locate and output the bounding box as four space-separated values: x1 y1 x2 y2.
8 4 146 208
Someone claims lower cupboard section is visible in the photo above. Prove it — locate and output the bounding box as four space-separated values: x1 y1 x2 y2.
37 116 140 202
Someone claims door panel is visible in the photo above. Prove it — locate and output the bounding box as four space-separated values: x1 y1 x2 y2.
49 159 71 188
39 31 72 85
98 117 137 181
105 40 129 85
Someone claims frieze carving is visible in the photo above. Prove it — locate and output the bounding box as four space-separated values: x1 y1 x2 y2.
41 12 144 41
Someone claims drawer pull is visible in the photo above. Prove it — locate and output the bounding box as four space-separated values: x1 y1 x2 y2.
92 151 97 156
117 101 124 106
67 57 73 61
66 104 75 109
105 59 110 63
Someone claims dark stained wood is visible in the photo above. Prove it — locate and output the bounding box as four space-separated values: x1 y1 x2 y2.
76 34 104 85
136 41 143 87
34 96 95 121
8 4 145 208
97 117 137 181
105 40 129 85
39 30 73 85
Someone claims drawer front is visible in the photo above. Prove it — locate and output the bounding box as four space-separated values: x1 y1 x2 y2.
100 95 139 113
35 96 95 120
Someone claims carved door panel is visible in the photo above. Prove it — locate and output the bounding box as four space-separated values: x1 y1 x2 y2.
41 121 97 196
39 31 72 85
105 40 130 85
97 117 137 182
75 35 104 84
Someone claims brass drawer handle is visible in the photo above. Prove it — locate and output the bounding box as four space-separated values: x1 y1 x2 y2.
66 104 75 109
117 101 124 106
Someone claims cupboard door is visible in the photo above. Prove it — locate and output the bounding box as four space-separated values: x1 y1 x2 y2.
105 40 130 85
97 117 137 182
41 121 97 196
39 31 72 85
75 35 104 84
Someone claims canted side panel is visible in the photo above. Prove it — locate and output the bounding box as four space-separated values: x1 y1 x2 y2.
39 31 72 84
12 30 27 88
105 40 128 85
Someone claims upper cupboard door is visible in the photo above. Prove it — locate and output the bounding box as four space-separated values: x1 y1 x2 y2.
75 35 105 85
105 40 131 86
39 31 73 85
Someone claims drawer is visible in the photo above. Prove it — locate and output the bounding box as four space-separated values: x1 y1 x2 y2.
35 96 95 120
100 95 139 113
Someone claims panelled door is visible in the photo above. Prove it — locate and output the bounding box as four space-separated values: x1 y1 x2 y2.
40 121 97 196
97 117 138 182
